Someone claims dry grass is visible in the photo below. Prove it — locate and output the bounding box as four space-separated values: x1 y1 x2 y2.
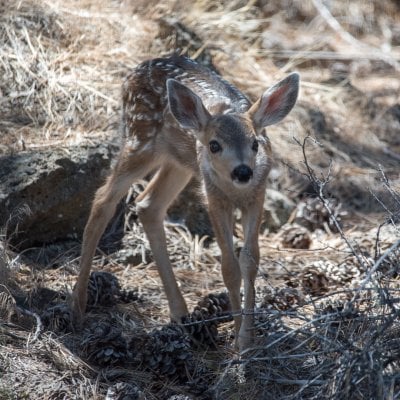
1 0 400 398
0 0 155 150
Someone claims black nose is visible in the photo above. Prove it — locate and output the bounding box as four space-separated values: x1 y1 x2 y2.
232 164 253 183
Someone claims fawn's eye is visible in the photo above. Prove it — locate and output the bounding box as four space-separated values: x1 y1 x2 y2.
209 140 222 153
252 139 259 153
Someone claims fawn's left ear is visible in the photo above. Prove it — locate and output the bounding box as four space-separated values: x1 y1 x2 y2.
249 72 299 129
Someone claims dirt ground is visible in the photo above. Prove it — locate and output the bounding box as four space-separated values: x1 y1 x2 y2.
1 1 400 399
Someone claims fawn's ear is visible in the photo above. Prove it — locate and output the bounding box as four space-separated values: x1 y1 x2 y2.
167 79 211 131
249 72 299 128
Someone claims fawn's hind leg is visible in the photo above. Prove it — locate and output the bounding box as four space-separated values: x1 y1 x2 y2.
72 146 157 321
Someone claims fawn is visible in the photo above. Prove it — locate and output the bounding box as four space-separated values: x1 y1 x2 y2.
72 55 299 352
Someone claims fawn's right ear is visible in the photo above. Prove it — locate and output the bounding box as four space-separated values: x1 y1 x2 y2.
167 79 211 131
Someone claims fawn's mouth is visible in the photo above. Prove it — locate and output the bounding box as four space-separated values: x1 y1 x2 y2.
231 164 253 186
231 176 253 188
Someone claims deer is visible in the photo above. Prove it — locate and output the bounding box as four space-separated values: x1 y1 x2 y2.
71 55 299 352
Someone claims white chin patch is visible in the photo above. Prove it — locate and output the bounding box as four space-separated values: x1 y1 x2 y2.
232 179 252 189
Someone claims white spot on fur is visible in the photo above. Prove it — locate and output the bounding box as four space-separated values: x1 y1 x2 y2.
126 137 141 150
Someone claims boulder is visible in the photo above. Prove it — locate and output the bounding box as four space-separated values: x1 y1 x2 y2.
167 178 213 238
261 189 296 233
0 143 117 249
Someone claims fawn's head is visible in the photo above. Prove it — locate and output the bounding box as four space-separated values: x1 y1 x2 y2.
167 73 299 188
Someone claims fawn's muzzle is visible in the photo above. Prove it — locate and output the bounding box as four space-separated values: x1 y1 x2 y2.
231 164 253 183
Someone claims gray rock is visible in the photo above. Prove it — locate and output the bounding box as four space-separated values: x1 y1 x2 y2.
261 189 296 233
167 178 213 239
0 142 117 249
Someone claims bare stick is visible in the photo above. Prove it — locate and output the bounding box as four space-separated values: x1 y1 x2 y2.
359 239 400 291
20 306 43 343
294 135 367 270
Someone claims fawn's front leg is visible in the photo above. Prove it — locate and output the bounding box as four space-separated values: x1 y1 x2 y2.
238 199 264 352
136 163 193 322
207 196 242 348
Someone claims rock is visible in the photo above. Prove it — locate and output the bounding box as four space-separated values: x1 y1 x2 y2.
167 178 213 239
261 189 296 233
0 142 117 249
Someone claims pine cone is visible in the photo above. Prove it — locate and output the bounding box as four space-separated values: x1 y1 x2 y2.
301 267 330 296
314 298 359 339
197 292 231 319
260 287 304 311
41 303 73 333
294 197 345 232
86 271 121 308
80 320 129 366
323 261 360 285
281 224 311 249
255 308 284 333
118 288 141 304
105 382 145 400
183 293 232 348
183 310 219 348
341 254 373 274
141 324 193 380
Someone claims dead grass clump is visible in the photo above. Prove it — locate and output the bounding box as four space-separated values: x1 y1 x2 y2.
216 284 400 400
1 219 399 398
0 2 72 128
0 0 154 151
150 16 216 71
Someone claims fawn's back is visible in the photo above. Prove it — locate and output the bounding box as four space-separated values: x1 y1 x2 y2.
122 55 250 137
